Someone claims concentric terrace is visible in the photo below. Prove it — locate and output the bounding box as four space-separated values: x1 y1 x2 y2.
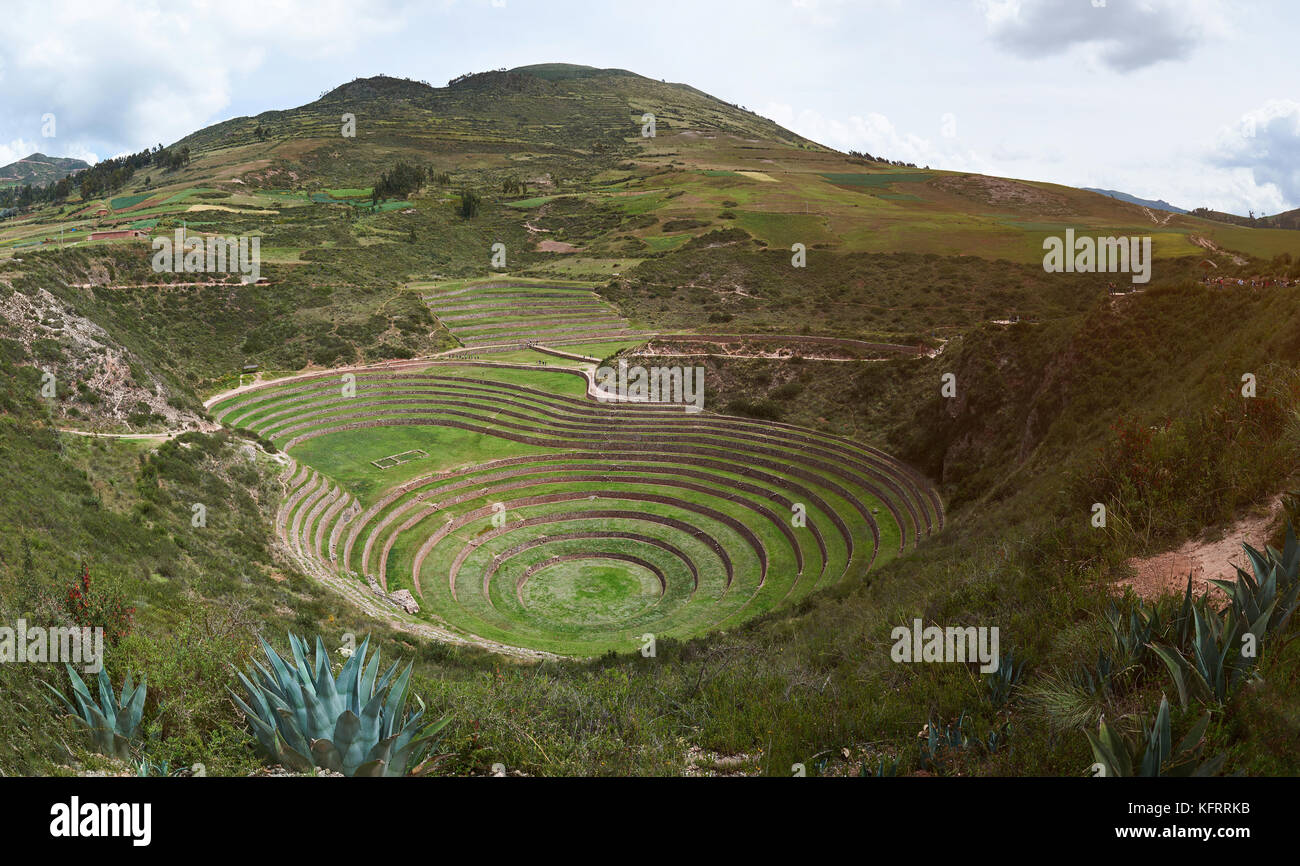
210 362 942 655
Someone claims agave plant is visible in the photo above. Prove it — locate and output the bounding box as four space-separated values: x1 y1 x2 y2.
230 633 448 777
1162 573 1200 650
1104 602 1157 666
1208 528 1300 637
918 712 977 772
984 649 1027 709
861 756 899 777
1151 603 1260 706
1086 695 1224 777
918 711 1009 772
43 664 147 762
1070 648 1119 697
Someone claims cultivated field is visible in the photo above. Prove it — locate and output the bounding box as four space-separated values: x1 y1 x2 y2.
210 362 942 655
419 277 638 347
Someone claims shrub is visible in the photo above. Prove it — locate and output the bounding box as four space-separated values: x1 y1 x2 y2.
65 563 134 645
458 190 482 219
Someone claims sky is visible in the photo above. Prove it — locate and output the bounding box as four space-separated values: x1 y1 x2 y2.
1 0 1296 215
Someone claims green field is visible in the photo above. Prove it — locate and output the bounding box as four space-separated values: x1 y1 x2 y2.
210 362 939 655
7 59 1300 779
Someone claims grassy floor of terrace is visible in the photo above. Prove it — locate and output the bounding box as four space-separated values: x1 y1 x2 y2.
236 360 936 656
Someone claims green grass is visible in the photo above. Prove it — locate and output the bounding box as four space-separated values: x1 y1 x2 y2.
819 172 934 187
229 363 932 655
520 560 663 626
109 193 151 210
289 423 550 505
6 63 1300 776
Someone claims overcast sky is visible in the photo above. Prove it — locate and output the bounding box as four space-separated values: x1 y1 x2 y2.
2 0 1295 215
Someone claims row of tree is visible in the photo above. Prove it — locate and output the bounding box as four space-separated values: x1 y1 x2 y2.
1190 206 1300 231
0 144 192 214
846 148 919 168
370 162 454 204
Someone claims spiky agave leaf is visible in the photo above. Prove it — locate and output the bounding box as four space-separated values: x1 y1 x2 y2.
231 632 448 776
43 664 147 761
119 672 147 743
390 716 451 776
1137 697 1173 777
1086 715 1132 777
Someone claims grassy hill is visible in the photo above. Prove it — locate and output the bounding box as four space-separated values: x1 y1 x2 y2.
2 63 1300 777
1190 205 1300 231
0 152 89 188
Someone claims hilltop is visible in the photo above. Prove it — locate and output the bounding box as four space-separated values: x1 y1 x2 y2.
7 63 1299 279
1190 204 1300 231
0 152 89 188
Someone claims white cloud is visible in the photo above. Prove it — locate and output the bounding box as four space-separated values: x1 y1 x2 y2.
1209 100 1300 211
0 0 407 162
977 0 1228 72
761 102 986 171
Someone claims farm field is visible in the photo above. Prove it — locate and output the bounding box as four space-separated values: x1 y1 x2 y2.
209 363 942 655
419 277 639 347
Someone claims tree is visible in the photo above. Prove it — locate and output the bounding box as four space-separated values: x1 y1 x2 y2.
458 189 481 219
372 162 427 202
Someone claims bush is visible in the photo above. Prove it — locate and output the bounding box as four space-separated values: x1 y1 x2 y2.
725 398 782 421
116 605 261 775
458 190 482 219
65 563 134 645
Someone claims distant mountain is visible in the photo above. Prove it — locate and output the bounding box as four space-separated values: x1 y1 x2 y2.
1082 188 1187 214
0 153 90 188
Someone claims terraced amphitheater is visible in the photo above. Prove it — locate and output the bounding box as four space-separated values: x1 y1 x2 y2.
420 278 636 347
210 362 942 655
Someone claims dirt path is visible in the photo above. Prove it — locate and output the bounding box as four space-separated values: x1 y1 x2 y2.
1118 496 1285 600
635 349 871 362
1189 234 1249 266
204 358 443 409
57 427 187 440
1140 206 1175 226
203 340 660 410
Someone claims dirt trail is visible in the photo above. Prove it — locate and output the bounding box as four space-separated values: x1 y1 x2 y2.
57 428 185 440
1118 496 1285 600
1140 206 1175 226
1189 235 1248 266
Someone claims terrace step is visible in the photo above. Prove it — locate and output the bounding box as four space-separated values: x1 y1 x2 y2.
234 364 944 656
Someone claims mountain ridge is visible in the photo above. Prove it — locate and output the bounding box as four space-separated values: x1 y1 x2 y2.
1081 187 1188 214
0 152 90 188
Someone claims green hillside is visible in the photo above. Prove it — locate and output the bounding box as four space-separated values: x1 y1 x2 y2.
2 63 1300 779
0 152 89 188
